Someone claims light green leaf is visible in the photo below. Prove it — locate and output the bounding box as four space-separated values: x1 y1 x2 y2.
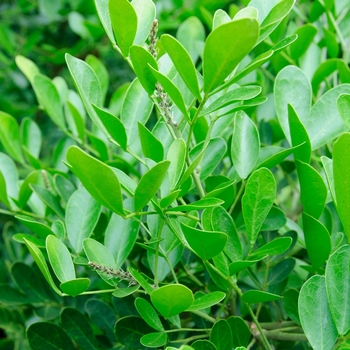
275 66 311 145
186 291 226 311
15 55 40 84
181 223 227 260
326 245 350 335
66 187 102 253
130 45 158 95
151 284 194 318
333 133 350 241
201 86 262 116
134 160 170 212
46 235 75 283
138 122 164 162
21 118 41 159
104 211 140 267
33 75 66 130
0 111 24 163
94 0 115 44
203 18 259 93
0 153 18 209
213 9 231 30
86 54 109 103
66 146 124 216
128 266 154 294
167 198 224 213
231 112 260 179
16 215 55 239
23 239 62 295
141 332 167 348
135 297 164 331
302 213 331 271
65 54 105 133
290 24 318 61
167 138 186 189
299 275 338 350
337 94 350 129
242 168 276 246
92 104 127 151
109 0 137 56
121 78 154 148
149 66 189 119
161 34 201 100
307 85 350 150
131 0 156 45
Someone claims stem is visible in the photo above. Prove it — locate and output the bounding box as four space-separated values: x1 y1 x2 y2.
76 288 117 295
166 211 200 221
164 328 210 333
154 220 165 287
228 180 246 215
170 334 208 343
188 311 216 324
263 330 307 342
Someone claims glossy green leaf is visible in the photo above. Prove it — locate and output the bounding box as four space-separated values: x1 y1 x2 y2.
288 104 311 164
334 133 350 241
161 34 201 100
268 258 295 285
141 332 167 348
227 316 251 348
130 45 158 95
338 94 350 129
275 66 311 144
85 299 117 342
27 322 75 350
60 278 90 296
92 104 127 150
61 308 98 349
322 156 336 203
94 0 115 43
202 86 262 116
0 153 18 209
307 85 350 150
260 206 287 231
16 215 55 239
134 160 170 212
231 112 260 179
256 145 301 170
135 297 164 331
302 213 331 270
66 187 102 253
190 137 227 181
299 275 338 350
15 55 39 84
109 0 137 56
46 235 75 283
131 0 156 45
23 239 62 295
31 184 65 219
290 24 317 61
121 78 153 149
213 9 230 29
66 146 124 216
242 168 276 246
83 238 117 286
203 18 259 93
167 198 223 212
115 316 153 348
54 174 76 205
283 289 300 324
297 160 327 219
186 291 225 311
242 290 282 304
149 66 189 119
105 212 139 267
167 138 186 190
191 340 217 350
325 245 350 335
181 223 227 260
113 285 140 298
65 54 105 133
86 54 109 103
211 206 242 261
210 319 232 350
21 117 41 159
151 284 194 318
33 75 66 130
128 266 154 294
249 237 292 260
258 0 295 43
138 122 164 162
0 111 24 163
160 190 181 208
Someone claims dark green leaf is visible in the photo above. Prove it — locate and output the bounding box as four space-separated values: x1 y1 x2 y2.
141 332 167 348
135 298 164 331
210 319 232 350
268 258 295 285
227 316 251 348
242 290 282 304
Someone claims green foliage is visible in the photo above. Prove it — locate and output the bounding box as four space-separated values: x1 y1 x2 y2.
2 1 350 349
